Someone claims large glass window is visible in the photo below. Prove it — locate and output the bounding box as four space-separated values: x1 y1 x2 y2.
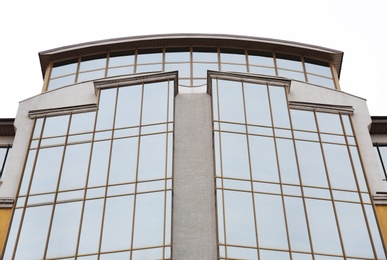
47 47 336 91
211 72 385 259
4 75 175 260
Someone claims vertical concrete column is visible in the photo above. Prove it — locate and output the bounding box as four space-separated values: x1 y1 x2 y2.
173 93 217 260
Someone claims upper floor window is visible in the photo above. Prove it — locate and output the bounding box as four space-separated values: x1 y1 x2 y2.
0 145 11 178
46 48 336 91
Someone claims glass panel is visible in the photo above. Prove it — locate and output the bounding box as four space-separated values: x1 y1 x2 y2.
226 246 258 259
335 202 374 258
244 83 272 126
305 62 331 77
79 57 106 71
132 192 165 248
220 52 246 64
255 193 288 250
249 135 278 182
59 143 91 190
269 86 290 128
284 196 311 251
308 75 335 88
218 80 244 123
88 140 110 187
51 62 78 78
78 199 104 255
305 198 342 255
42 115 69 137
276 138 300 184
223 190 256 246
221 64 247 73
259 250 290 260
132 248 163 259
193 63 219 78
193 51 218 62
217 190 225 244
2 208 22 260
278 69 306 81
109 137 138 184
96 88 116 131
69 112 96 134
137 52 162 64
100 251 130 259
48 75 76 90
292 253 313 260
276 57 303 71
316 112 343 134
350 147 368 192
18 150 36 196
33 118 44 139
136 64 162 73
296 140 328 188
290 110 316 131
323 144 357 190
221 132 250 179
14 205 52 260
248 53 274 67
30 146 64 194
249 66 276 76
107 66 134 77
142 81 168 125
109 53 134 67
165 63 190 77
165 51 190 62
138 134 166 181
101 195 134 252
77 70 105 82
342 115 353 135
46 201 82 258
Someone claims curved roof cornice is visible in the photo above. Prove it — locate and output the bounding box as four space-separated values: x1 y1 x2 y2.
38 33 344 77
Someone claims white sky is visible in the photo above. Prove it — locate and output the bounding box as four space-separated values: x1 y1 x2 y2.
0 0 386 117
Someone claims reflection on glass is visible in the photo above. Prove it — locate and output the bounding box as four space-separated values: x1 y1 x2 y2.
33 118 44 139
260 250 290 260
15 205 52 260
255 193 288 249
48 75 77 90
284 196 311 251
142 82 168 125
305 198 342 255
249 135 279 182
218 80 245 123
96 88 116 131
88 140 111 187
101 195 134 252
78 199 104 255
69 112 96 134
51 62 78 78
335 202 373 258
323 144 357 190
290 110 316 131
109 137 138 184
77 70 105 82
224 190 256 246
165 51 190 62
221 132 250 179
276 138 299 184
227 246 258 259
30 146 64 194
296 140 328 188
269 86 290 128
19 150 36 196
59 143 91 190
132 248 163 259
2 209 22 260
244 83 271 126
79 57 106 71
138 134 166 181
46 202 82 258
137 52 162 64
133 192 164 248
42 115 69 137
316 112 343 134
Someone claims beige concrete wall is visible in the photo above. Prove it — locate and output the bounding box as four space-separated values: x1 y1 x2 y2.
173 93 217 260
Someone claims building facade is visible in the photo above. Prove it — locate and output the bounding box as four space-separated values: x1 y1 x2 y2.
0 34 387 259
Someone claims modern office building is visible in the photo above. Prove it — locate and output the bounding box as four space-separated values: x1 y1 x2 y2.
0 34 387 259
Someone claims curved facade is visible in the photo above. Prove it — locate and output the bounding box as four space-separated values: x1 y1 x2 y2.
0 34 386 260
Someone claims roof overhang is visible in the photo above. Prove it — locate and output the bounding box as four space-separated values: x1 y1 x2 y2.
0 119 15 136
370 116 387 135
39 34 344 78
